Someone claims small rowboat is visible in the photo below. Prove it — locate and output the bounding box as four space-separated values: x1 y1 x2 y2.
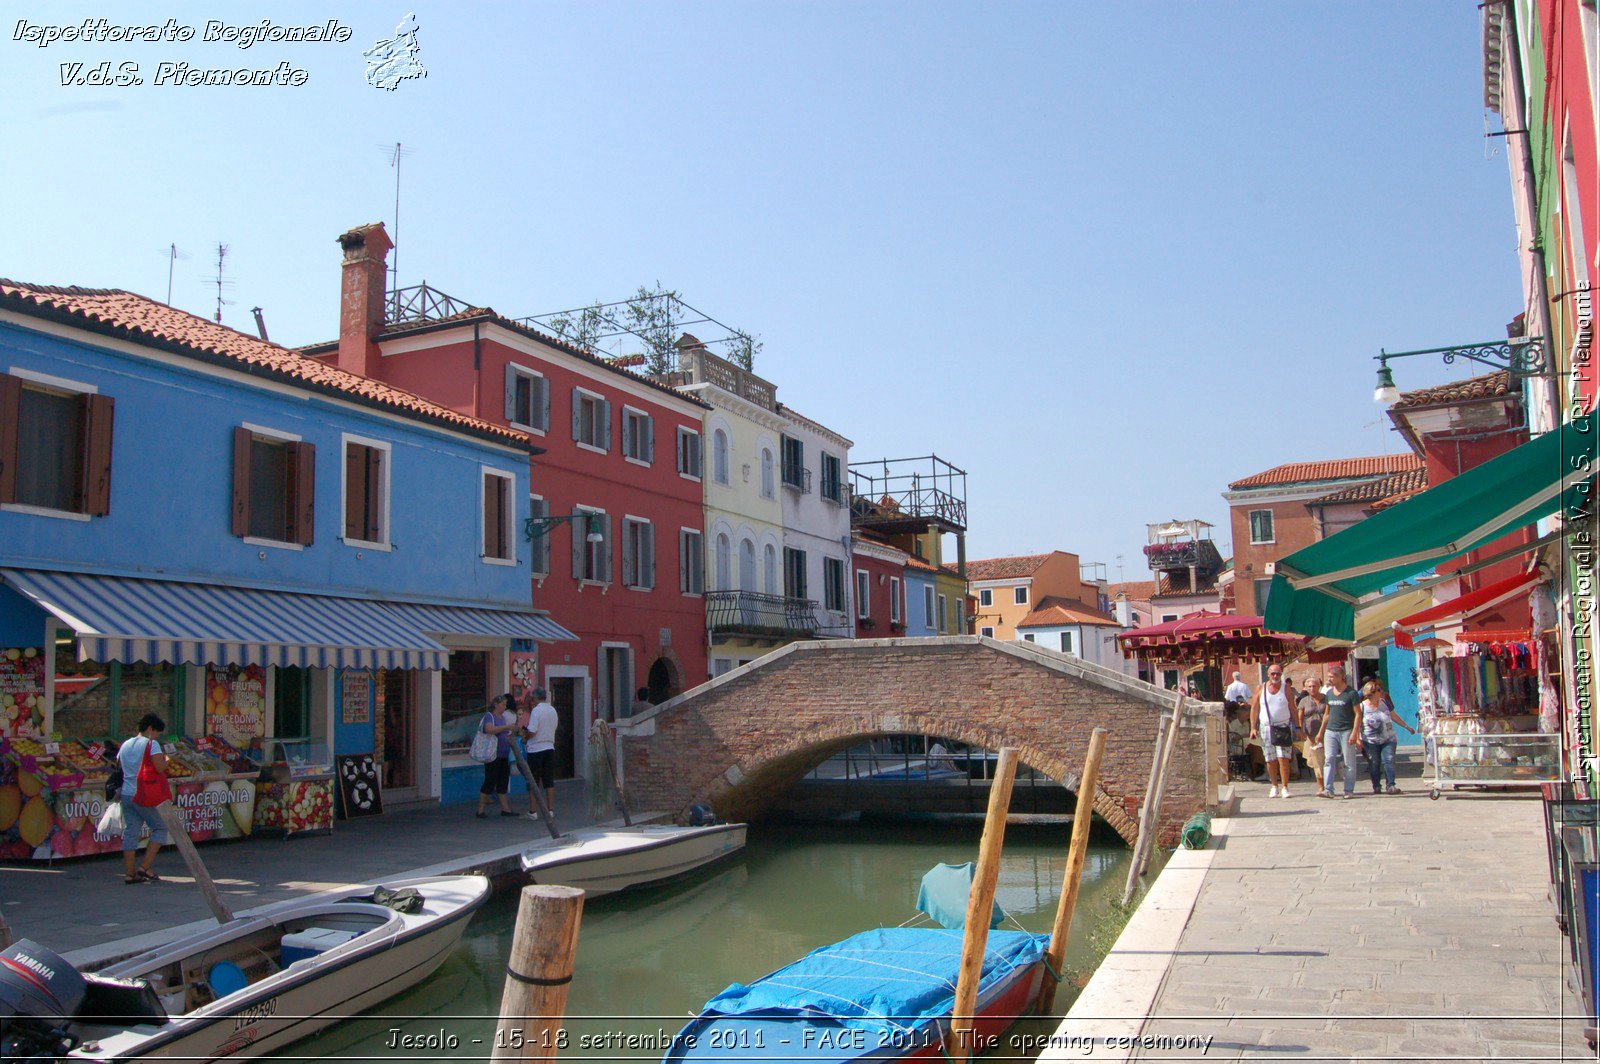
521 822 747 896
0 874 488 1061
664 863 1049 1064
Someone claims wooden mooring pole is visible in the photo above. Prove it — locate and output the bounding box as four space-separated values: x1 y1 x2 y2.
154 802 233 924
492 885 585 1063
1121 692 1186 907
1038 727 1108 1014
947 746 1019 1064
0 906 13 949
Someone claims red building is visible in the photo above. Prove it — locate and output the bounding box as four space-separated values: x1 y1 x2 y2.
852 534 909 637
304 224 709 778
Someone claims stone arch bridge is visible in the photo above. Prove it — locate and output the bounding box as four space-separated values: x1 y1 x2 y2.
614 637 1221 846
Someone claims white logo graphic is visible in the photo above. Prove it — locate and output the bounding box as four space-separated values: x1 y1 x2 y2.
364 13 426 91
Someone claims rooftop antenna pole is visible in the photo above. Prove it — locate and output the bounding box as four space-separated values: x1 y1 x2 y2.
213 243 229 323
161 243 188 305
379 142 414 292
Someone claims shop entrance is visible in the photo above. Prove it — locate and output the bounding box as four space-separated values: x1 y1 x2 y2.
549 676 580 780
381 669 414 789
441 650 490 758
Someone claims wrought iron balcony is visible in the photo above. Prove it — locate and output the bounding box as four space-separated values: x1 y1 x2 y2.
1144 538 1223 577
848 454 967 534
706 590 821 639
782 466 812 494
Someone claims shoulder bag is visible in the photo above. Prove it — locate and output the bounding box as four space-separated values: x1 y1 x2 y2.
468 713 499 763
133 738 173 808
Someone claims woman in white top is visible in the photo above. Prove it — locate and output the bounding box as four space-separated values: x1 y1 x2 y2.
1251 666 1300 798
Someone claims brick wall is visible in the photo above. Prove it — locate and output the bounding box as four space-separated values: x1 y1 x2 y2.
618 637 1215 847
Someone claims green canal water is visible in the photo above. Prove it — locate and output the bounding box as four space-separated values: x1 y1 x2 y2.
280 819 1132 1062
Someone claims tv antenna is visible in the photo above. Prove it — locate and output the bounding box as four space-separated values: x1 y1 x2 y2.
160 243 189 304
210 243 235 323
378 142 415 290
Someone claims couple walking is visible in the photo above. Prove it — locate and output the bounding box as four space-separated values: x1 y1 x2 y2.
1239 663 1414 800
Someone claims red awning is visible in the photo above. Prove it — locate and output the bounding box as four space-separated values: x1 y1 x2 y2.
1117 611 1305 665
1391 570 1542 643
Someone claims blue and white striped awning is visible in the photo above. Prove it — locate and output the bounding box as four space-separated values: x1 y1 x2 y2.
383 602 577 642
2 569 451 670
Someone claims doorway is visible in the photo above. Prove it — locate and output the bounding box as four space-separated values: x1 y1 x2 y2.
380 669 414 789
548 677 579 780
646 655 680 705
597 645 632 722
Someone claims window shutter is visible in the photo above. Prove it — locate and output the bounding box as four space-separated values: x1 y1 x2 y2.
537 376 550 431
78 393 114 516
293 441 316 546
365 445 383 540
600 514 613 581
0 375 18 505
622 520 637 586
644 415 655 464
231 426 252 537
643 523 656 589
504 364 519 422
571 389 582 441
679 530 689 592
572 513 585 579
344 445 362 540
601 400 612 452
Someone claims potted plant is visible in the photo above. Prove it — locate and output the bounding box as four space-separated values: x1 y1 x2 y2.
858 618 877 631
889 620 906 634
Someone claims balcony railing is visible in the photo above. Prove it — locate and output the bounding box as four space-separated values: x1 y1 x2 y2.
661 346 778 410
782 466 812 495
848 454 967 533
706 590 820 638
385 282 475 326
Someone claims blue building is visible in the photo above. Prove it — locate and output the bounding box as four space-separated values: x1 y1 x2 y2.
0 281 574 808
902 560 940 638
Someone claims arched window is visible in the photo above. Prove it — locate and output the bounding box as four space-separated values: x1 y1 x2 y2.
760 447 775 498
715 533 732 591
739 538 756 590
763 544 778 595
713 429 730 485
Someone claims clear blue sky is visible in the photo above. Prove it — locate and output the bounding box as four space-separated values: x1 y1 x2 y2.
4 2 1523 581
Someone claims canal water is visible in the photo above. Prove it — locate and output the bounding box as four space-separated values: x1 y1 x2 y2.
284 819 1131 1061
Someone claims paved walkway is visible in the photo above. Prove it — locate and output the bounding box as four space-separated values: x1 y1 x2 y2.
1129 765 1593 1060
0 779 600 962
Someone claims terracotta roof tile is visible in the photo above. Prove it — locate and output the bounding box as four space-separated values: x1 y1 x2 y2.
966 554 1051 580
1228 454 1420 490
1308 465 1428 506
1154 572 1220 598
1016 596 1121 629
1391 370 1512 410
0 281 529 446
1108 580 1157 602
904 555 939 573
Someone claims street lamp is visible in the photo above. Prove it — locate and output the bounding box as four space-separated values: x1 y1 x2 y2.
525 511 605 544
1370 336 1549 407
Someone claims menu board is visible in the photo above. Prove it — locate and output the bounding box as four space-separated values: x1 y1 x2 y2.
342 670 372 725
206 665 266 746
0 648 46 739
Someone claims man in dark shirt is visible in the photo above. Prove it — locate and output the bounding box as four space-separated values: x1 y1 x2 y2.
1320 663 1361 799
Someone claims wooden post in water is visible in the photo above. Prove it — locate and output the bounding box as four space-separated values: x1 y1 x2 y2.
947 746 1019 1064
1038 727 1108 1014
492 885 585 1064
0 906 13 949
153 801 233 924
1121 692 1186 907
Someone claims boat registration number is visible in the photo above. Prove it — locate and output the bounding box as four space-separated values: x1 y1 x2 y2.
235 997 279 1031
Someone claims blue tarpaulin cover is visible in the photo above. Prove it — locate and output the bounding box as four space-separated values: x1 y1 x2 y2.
915 862 1003 931
700 927 1047 1036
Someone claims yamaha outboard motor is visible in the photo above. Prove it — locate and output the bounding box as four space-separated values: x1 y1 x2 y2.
0 939 84 1061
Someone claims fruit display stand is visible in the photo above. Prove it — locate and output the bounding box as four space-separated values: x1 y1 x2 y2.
0 735 260 861
251 739 335 838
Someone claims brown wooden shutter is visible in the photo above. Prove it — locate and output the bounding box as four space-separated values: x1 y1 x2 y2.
365 445 382 541
0 375 21 505
231 427 252 536
293 441 316 545
344 444 362 540
83 393 114 516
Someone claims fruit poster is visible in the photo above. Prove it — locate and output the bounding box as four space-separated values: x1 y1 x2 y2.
341 670 372 725
0 648 46 739
205 665 266 747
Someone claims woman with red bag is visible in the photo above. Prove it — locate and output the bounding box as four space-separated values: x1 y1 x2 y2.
116 713 172 885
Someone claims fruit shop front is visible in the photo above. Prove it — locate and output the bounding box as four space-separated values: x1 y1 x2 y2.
0 571 455 862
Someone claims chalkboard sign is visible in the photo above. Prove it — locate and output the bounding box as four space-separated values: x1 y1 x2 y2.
335 752 383 819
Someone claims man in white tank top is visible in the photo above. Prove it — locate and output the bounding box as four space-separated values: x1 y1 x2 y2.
1251 665 1300 798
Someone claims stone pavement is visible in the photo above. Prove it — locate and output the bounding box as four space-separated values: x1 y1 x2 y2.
1130 763 1594 1061
0 779 598 961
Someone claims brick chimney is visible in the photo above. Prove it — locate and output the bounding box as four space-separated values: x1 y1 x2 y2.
336 222 393 378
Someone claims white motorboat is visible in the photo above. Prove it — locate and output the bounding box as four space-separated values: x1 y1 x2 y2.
520 822 746 896
0 874 489 1061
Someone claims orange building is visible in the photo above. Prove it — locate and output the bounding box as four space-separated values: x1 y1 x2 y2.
967 552 1103 641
